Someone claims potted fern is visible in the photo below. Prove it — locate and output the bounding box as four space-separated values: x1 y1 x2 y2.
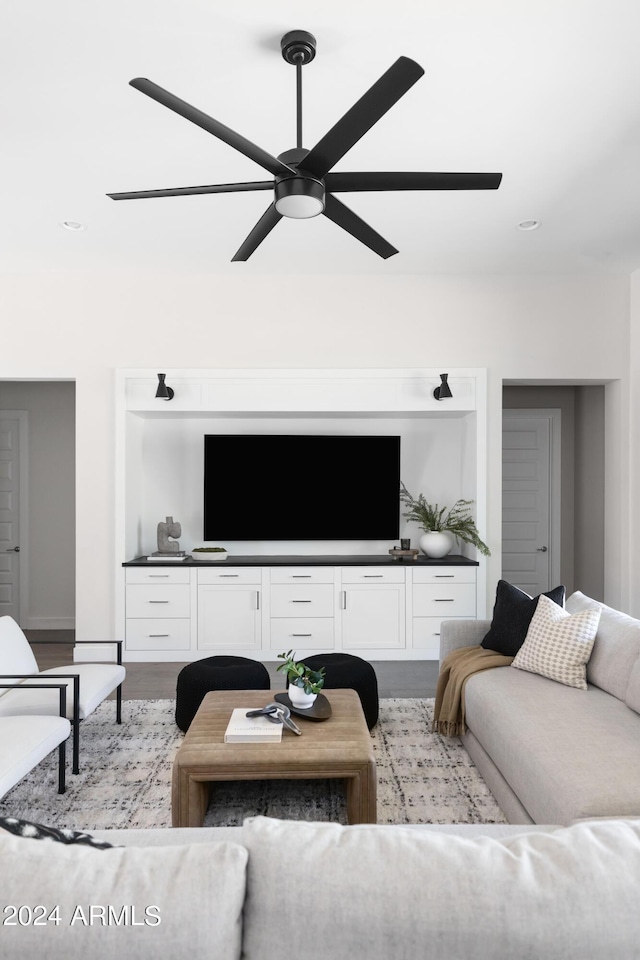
399 482 490 558
277 650 326 709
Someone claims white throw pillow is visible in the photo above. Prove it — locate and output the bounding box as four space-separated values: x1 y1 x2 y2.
512 594 601 689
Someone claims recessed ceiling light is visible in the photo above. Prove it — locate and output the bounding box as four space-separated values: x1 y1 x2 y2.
517 219 540 231
60 220 86 231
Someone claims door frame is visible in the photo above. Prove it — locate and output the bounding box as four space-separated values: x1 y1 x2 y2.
502 408 561 591
0 410 29 625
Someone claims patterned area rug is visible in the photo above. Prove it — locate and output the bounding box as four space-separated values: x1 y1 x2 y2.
0 698 506 830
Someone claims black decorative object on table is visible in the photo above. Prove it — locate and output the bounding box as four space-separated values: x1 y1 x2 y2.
175 656 270 732
274 691 333 721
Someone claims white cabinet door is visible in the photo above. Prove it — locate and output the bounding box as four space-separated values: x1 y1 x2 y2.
341 583 405 650
197 585 262 651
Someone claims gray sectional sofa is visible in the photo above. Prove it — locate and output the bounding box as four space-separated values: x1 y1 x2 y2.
440 590 640 824
3 816 640 959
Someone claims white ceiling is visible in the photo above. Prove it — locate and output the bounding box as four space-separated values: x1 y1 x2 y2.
4 0 640 276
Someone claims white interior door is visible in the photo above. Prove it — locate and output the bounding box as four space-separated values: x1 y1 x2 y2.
0 414 25 622
502 411 560 596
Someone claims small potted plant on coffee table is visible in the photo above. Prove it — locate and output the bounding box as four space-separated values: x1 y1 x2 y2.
277 650 326 710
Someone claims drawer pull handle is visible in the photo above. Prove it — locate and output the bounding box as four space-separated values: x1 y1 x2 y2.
434 598 454 602
148 600 169 603
292 575 312 578
148 633 170 638
219 574 239 577
292 633 312 637
149 574 170 578
434 575 454 578
364 574 383 577
291 600 312 603
433 632 441 636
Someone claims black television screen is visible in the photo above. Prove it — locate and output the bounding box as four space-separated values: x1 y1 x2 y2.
204 435 400 541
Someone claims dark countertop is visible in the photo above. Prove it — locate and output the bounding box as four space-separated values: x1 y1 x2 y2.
123 554 479 567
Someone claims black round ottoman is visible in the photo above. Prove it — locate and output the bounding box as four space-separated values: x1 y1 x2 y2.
175 656 270 732
301 653 379 729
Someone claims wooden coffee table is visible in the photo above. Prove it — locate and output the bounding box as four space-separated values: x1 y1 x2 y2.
171 689 377 827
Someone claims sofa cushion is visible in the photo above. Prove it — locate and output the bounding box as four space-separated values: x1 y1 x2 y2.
464 666 640 824
565 591 640 700
0 831 247 960
480 580 566 657
241 815 640 960
511 594 600 689
625 658 640 715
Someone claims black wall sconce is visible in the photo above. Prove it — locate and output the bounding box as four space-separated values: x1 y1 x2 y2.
155 373 174 401
433 373 452 401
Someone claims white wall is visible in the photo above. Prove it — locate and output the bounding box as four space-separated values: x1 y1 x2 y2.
0 270 632 637
0 381 75 627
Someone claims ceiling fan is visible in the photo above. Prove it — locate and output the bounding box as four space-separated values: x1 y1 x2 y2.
107 30 502 261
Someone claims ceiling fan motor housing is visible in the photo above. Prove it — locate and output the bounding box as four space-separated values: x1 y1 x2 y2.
275 176 325 218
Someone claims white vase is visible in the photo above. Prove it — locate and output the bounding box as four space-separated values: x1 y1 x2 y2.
419 531 454 559
288 683 318 709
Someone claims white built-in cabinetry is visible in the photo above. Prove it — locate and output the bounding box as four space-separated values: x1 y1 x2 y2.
114 368 488 663
123 559 477 663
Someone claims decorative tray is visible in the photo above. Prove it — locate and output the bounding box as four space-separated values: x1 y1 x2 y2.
274 691 332 721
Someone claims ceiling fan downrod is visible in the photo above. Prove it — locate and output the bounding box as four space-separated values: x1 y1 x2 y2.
281 30 316 150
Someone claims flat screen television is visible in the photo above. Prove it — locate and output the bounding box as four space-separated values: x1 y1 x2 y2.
204 434 401 541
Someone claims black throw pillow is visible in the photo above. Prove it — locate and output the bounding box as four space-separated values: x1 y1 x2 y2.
480 580 566 657
0 816 115 849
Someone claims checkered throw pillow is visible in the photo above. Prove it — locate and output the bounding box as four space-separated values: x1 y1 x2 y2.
512 594 601 689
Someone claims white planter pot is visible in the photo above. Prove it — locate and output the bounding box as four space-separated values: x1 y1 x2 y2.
419 531 454 559
288 683 318 709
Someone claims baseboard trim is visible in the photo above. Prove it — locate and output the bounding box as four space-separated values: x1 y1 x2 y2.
24 617 75 631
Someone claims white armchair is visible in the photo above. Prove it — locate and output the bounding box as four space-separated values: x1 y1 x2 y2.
0 682 71 797
0 616 125 774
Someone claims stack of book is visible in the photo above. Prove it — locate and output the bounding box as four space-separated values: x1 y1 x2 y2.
224 708 283 743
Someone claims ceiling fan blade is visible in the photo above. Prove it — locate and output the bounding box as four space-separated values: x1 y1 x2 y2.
107 181 274 201
129 78 295 179
323 194 398 259
300 57 424 180
325 171 503 192
231 203 282 261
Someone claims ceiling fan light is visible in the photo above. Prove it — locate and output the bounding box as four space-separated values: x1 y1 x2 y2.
275 178 325 219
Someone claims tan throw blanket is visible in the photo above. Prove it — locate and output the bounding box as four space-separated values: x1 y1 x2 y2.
433 645 514 737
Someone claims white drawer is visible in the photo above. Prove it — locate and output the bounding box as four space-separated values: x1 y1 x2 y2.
412 616 474 651
126 618 191 651
270 618 335 650
412 566 477 584
341 567 406 584
270 567 334 584
270 584 334 618
197 567 261 585
126 584 191 618
125 566 191 584
412 583 476 618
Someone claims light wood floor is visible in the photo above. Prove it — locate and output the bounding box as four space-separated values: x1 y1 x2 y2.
27 631 440 700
